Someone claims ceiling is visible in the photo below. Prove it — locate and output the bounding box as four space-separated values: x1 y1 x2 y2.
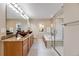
7 3 63 19
18 3 63 19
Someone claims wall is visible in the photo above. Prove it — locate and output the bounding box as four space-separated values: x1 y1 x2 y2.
0 3 6 39
0 3 6 56
64 3 79 56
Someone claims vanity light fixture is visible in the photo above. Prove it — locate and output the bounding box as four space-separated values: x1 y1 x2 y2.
50 15 53 18
39 24 44 28
9 3 23 14
8 3 29 20
8 3 19 14
23 14 29 20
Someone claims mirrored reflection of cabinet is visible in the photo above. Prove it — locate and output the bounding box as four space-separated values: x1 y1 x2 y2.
6 4 29 36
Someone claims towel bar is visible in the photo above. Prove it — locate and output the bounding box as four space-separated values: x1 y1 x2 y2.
63 20 79 26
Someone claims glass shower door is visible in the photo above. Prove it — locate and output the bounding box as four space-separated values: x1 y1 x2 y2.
54 18 64 56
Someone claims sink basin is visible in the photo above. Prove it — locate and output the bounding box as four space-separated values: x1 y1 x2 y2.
19 32 27 37
17 37 21 40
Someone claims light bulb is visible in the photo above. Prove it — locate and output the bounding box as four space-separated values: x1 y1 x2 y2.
8 3 19 13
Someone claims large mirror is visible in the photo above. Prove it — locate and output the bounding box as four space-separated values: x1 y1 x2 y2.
6 3 29 37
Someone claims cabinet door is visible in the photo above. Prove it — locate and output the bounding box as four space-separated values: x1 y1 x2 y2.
23 38 29 56
4 41 22 56
23 43 28 56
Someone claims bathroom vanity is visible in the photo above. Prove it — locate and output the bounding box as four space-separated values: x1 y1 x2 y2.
2 33 34 56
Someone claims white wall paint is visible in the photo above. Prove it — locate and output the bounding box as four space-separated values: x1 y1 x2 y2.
64 4 79 56
64 3 79 24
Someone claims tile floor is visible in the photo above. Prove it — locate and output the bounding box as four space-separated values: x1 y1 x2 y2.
28 38 59 56
55 46 64 56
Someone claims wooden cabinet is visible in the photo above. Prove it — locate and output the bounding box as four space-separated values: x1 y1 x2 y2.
3 34 34 56
23 38 29 56
4 41 23 56
29 35 34 48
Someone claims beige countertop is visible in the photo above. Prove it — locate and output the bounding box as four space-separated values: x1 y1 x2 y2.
1 33 33 42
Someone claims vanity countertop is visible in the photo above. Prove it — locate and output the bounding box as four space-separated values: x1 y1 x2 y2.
2 33 33 42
